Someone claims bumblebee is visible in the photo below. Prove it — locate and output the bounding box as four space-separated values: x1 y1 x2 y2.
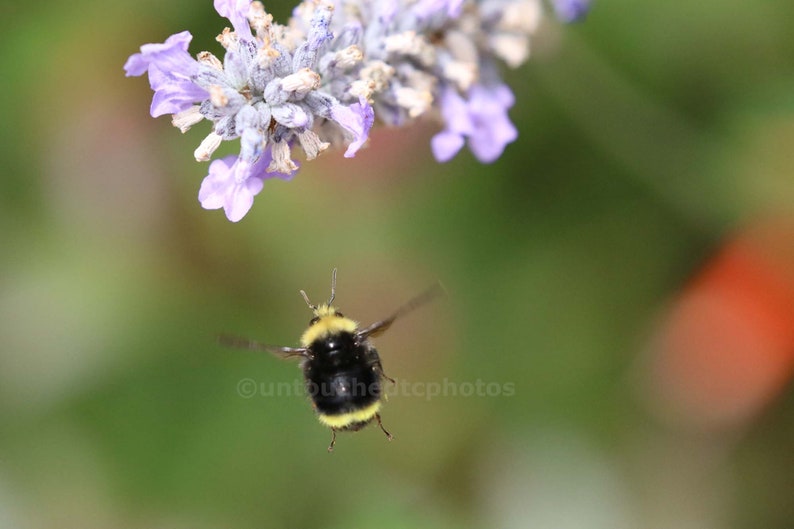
222 269 442 451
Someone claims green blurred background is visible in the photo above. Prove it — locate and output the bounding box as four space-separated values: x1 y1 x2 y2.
2 0 794 527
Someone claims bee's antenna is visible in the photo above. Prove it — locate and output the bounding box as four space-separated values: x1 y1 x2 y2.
300 289 316 310
327 268 337 306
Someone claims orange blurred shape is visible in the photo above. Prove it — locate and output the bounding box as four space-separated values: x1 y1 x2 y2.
647 218 794 430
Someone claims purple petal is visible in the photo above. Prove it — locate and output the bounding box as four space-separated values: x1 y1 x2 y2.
225 176 263 222
123 53 150 78
466 84 518 163
198 155 262 222
214 0 253 40
198 156 237 210
481 83 515 108
149 76 208 116
124 31 198 78
433 83 518 163
198 147 297 222
431 130 465 162
330 97 375 157
468 118 517 163
439 87 474 135
124 31 206 117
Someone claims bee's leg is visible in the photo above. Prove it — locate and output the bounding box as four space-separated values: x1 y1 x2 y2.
328 428 337 452
373 358 395 384
364 345 395 384
375 413 393 441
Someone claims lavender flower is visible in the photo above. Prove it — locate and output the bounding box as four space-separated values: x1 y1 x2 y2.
126 0 372 221
431 83 517 163
198 147 295 222
123 31 206 117
126 0 572 221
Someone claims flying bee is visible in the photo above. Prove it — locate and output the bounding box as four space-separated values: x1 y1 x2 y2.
221 269 443 452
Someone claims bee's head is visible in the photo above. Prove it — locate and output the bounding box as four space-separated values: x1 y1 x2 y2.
298 269 357 348
308 304 344 325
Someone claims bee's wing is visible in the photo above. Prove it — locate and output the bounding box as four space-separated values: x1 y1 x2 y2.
218 334 308 359
357 282 445 340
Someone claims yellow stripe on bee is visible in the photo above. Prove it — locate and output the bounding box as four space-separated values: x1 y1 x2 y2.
317 401 381 429
300 306 358 347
